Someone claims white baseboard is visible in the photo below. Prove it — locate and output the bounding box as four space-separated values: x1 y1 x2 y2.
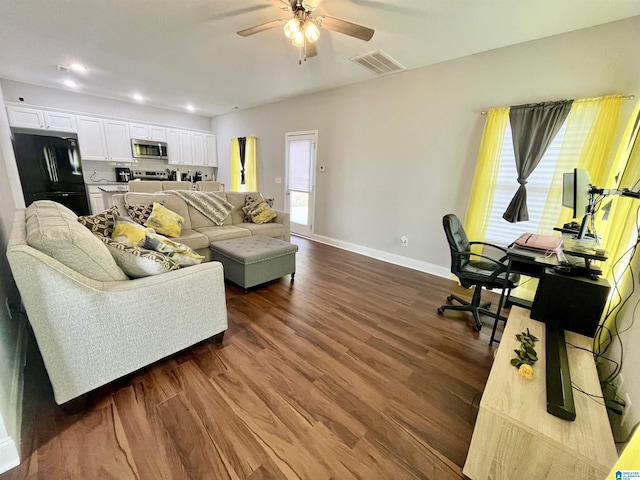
0 438 19 475
310 234 451 279
0 312 28 474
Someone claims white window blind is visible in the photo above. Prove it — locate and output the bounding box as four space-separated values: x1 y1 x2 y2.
288 139 312 192
484 113 595 246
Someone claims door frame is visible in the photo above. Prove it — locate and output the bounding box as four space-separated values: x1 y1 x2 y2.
284 130 318 237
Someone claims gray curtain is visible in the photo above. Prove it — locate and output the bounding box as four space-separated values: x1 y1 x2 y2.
237 136 247 185
503 100 573 223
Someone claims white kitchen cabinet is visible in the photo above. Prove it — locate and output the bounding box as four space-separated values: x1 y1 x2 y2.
191 132 205 166
167 129 211 166
166 128 182 165
179 130 193 165
7 106 76 132
104 120 132 162
130 122 166 142
76 116 108 161
7 106 44 129
204 133 217 167
88 192 108 214
86 185 128 214
43 111 77 132
77 117 132 162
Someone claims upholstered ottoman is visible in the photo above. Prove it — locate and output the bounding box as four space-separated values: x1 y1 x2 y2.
210 235 298 292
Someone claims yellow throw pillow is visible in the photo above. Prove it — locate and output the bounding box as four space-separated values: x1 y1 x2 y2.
242 197 277 224
144 202 184 237
111 215 149 246
144 232 204 266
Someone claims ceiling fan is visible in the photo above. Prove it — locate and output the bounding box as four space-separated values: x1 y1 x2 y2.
237 0 375 64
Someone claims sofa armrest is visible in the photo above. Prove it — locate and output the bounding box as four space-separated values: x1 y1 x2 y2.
8 245 227 404
273 209 290 242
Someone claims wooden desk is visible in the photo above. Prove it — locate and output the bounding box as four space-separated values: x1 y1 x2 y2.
463 307 617 480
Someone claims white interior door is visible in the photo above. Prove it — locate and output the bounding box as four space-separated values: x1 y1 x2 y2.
285 131 317 237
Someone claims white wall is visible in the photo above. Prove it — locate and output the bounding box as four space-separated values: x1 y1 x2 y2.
0 82 26 473
1 79 211 131
212 16 640 271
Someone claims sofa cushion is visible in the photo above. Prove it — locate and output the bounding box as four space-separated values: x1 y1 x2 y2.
144 203 184 237
162 190 233 227
26 201 128 282
236 222 286 239
225 192 258 225
194 225 252 243
171 229 211 250
124 193 192 229
77 205 119 237
99 236 180 278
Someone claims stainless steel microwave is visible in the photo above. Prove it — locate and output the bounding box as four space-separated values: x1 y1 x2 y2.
131 138 168 160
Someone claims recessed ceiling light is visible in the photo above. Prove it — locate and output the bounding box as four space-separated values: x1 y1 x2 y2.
63 79 78 88
133 93 144 102
69 63 87 73
186 104 195 112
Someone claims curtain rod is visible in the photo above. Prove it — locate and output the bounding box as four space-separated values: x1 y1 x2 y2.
480 94 635 115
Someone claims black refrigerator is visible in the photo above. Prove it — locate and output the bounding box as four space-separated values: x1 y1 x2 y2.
12 132 90 215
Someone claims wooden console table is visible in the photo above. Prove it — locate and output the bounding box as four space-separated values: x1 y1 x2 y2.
463 307 617 480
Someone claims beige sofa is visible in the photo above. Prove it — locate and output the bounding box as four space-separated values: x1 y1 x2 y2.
7 201 228 406
111 191 290 262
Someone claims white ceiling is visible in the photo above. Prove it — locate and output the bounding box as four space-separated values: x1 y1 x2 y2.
1 0 639 117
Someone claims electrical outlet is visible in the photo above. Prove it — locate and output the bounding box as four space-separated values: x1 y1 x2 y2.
621 393 633 427
5 297 11 320
401 235 408 247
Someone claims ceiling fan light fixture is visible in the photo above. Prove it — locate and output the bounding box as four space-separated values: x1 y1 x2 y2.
292 29 305 47
303 20 319 43
283 18 300 39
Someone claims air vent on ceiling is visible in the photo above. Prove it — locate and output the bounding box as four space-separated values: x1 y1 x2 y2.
350 50 405 76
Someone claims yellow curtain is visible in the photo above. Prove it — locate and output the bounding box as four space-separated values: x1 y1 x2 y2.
606 427 640 479
230 138 241 191
230 136 257 191
464 108 510 241
597 100 640 350
539 95 624 235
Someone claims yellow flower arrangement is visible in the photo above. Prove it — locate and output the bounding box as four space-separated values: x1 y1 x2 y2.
518 364 534 380
511 329 539 380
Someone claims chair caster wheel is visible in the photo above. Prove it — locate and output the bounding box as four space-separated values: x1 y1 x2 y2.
473 324 482 332
437 307 444 315
446 295 454 302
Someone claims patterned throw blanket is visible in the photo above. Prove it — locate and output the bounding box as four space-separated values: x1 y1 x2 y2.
164 190 234 226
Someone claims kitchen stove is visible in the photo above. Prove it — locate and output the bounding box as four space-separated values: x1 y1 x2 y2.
132 169 168 180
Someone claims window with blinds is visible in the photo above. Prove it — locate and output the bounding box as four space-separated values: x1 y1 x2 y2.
484 119 593 246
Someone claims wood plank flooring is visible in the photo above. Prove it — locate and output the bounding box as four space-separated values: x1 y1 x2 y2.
2 236 505 480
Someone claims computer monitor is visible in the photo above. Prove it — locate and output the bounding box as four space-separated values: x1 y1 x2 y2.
562 168 593 219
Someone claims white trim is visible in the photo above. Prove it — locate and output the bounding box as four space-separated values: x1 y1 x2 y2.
310 234 451 279
0 438 19 475
0 313 28 475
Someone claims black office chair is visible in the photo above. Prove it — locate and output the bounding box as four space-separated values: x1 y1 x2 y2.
437 214 519 332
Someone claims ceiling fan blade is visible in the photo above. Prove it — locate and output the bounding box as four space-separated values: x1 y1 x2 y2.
306 42 318 58
237 19 285 37
206 5 272 22
266 0 293 10
316 15 374 41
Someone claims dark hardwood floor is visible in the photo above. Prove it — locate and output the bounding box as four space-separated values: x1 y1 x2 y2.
2 236 506 480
